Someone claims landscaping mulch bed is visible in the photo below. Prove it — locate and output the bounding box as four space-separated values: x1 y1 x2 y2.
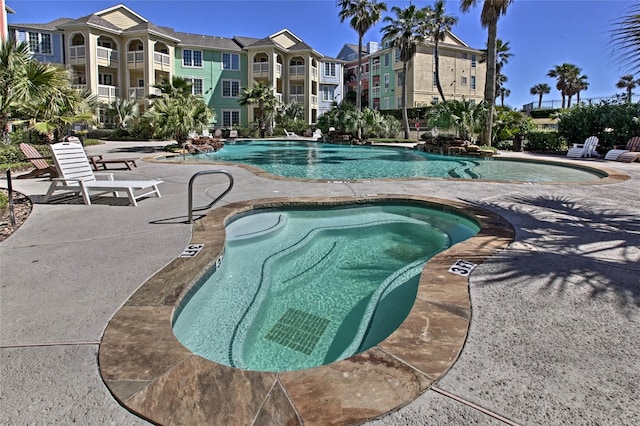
0 190 32 242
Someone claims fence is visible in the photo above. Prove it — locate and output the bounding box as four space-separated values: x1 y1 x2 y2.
523 93 640 111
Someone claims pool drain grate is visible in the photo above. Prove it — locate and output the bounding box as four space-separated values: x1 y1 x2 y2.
265 308 329 355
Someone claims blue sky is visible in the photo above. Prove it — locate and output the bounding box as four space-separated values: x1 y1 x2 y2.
7 0 636 109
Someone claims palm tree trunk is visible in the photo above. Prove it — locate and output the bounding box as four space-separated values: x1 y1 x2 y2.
538 94 543 108
402 61 409 139
483 21 498 146
434 42 446 102
356 35 363 139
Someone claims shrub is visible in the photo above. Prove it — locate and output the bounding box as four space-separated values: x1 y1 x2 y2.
529 108 560 119
525 131 566 152
86 129 116 140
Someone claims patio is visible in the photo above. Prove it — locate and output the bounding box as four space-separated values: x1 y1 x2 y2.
1 141 638 425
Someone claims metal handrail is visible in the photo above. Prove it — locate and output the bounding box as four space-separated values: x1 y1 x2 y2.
188 170 234 223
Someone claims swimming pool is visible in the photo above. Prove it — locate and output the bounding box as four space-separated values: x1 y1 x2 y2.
173 203 480 372
163 139 608 182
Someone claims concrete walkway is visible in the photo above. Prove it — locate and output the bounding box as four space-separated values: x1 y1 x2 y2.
1 141 638 425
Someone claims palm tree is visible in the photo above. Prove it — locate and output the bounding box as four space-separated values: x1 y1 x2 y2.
460 0 513 146
530 83 551 108
238 82 278 137
429 0 458 102
498 87 510 106
147 95 213 143
616 74 640 103
480 38 513 100
150 76 194 98
338 0 388 113
381 3 430 139
610 4 640 75
570 73 589 106
107 98 139 129
547 63 581 108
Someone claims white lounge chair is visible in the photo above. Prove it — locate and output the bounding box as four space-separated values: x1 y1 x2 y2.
567 136 599 158
311 129 323 140
284 129 300 139
604 136 640 161
44 142 162 206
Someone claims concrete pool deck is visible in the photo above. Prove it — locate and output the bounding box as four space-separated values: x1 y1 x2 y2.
1 141 639 425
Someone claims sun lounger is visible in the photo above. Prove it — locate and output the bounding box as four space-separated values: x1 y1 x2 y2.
17 143 58 180
567 136 599 158
44 142 162 206
604 136 640 162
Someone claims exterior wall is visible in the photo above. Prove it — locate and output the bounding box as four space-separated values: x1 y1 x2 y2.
10 26 64 64
318 61 343 116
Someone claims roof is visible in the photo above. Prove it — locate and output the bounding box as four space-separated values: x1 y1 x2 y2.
9 17 74 31
173 31 242 51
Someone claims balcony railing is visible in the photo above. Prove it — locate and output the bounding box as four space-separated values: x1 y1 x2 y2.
253 62 270 74
289 65 305 78
98 85 119 101
128 87 145 99
276 93 283 103
97 46 118 63
153 52 170 67
289 94 305 104
127 51 145 65
372 64 381 74
371 86 381 97
276 63 282 78
311 94 318 106
69 45 85 60
311 66 318 79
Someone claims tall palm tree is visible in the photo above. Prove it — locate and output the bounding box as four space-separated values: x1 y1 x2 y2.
381 3 430 139
107 98 139 129
147 95 213 143
570 73 589 106
338 0 388 113
530 83 551 108
480 38 512 98
460 0 513 146
430 0 458 102
610 4 640 76
495 73 508 101
150 76 194 98
616 74 640 103
238 82 278 137
498 87 510 106
547 63 580 108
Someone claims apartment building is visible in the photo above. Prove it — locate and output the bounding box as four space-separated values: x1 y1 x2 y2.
338 31 486 111
7 4 343 127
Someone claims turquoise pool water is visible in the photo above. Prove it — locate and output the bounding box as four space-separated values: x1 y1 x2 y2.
172 203 480 372
167 140 605 181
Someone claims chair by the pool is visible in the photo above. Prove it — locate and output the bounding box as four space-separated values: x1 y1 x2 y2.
17 143 58 180
43 142 163 206
604 136 640 162
284 129 301 139
566 136 599 158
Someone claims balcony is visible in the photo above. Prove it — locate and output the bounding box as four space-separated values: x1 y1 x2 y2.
128 87 145 99
311 66 318 80
289 94 305 104
69 45 86 65
311 94 318 106
153 52 171 71
276 63 282 78
372 63 381 75
276 93 283 103
253 62 270 78
127 51 145 69
98 85 119 102
97 46 118 67
289 65 305 79
372 86 381 97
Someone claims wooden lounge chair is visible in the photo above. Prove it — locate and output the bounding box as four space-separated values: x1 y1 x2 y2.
43 142 162 206
604 136 640 162
61 136 138 171
17 143 58 180
567 136 599 158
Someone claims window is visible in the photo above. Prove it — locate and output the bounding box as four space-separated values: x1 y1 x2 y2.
222 79 240 97
397 96 403 108
461 76 467 85
222 110 240 127
138 79 145 87
395 48 401 62
471 54 477 68
222 53 240 70
185 77 204 95
433 71 437 86
324 63 336 77
462 53 468 60
183 49 203 67
384 73 389 90
383 53 389 67
432 97 439 104
97 40 112 49
384 97 390 109
322 87 335 102
27 32 52 54
290 84 304 95
471 76 476 90
98 73 113 86
397 71 404 87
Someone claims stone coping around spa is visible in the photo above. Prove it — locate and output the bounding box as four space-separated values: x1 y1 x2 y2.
149 152 630 186
98 195 514 426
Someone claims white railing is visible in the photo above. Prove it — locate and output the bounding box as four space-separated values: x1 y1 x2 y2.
253 62 270 74
97 46 118 64
372 63 381 74
311 94 318 105
276 63 282 77
311 66 318 79
372 86 381 97
98 85 119 100
128 87 145 99
127 51 144 65
289 94 305 104
276 93 283 103
69 45 85 59
71 84 86 90
153 51 170 66
289 65 305 78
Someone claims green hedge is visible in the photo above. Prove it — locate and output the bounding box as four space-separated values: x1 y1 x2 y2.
525 131 566 152
529 108 560 119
